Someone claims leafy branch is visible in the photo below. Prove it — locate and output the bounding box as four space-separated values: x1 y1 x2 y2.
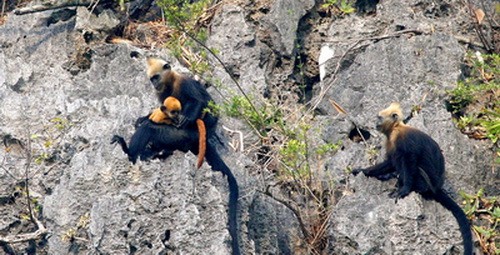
157 0 265 137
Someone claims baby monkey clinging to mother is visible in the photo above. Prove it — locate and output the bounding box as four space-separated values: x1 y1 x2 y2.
352 103 473 255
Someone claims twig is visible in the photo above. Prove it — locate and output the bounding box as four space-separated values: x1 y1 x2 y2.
321 29 424 44
14 0 93 15
1 0 6 17
222 125 244 152
309 29 424 115
24 126 34 222
307 40 361 115
0 212 47 244
259 188 311 241
0 157 20 181
465 0 494 52
454 35 486 49
169 15 266 138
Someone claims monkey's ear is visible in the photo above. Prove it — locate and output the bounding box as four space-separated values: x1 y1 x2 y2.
162 63 171 70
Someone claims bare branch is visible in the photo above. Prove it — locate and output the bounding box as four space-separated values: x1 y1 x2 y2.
14 0 93 15
0 209 47 244
309 29 425 115
464 0 494 52
259 188 311 241
167 14 266 137
24 126 34 222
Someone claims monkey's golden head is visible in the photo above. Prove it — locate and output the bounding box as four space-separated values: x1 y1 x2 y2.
161 96 182 123
376 102 404 134
146 57 172 91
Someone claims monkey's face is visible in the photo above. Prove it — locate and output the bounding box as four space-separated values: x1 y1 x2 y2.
161 97 182 125
147 58 171 91
160 106 180 124
376 103 403 133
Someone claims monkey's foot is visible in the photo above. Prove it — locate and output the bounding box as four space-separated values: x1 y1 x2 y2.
388 188 410 202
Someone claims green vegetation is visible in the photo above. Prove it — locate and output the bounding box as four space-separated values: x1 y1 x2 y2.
155 0 215 74
31 116 73 165
447 53 499 146
320 0 356 14
153 1 342 252
460 189 499 254
61 212 90 243
157 0 212 29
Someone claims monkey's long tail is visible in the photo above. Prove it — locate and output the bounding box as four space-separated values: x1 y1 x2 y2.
196 119 206 168
205 142 240 255
433 189 473 255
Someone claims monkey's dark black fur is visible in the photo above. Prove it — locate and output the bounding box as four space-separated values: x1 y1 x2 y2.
111 118 240 255
111 120 195 163
352 104 473 255
148 61 218 131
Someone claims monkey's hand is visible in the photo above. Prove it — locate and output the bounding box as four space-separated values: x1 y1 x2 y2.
110 135 125 146
175 114 190 128
351 168 364 176
149 108 167 123
375 172 398 181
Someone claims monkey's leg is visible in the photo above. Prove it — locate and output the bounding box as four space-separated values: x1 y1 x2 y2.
390 159 416 199
127 125 155 163
111 135 130 155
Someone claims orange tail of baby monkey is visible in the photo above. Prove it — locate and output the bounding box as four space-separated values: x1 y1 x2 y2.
196 119 206 169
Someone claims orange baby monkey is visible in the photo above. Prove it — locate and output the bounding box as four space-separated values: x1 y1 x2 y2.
149 97 206 168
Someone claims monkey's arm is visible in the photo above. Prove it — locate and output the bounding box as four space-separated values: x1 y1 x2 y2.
111 135 130 154
149 108 172 124
390 155 417 199
175 81 208 127
176 98 204 128
126 124 155 163
352 159 395 178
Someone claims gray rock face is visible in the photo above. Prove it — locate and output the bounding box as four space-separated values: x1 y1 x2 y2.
313 1 496 254
0 11 249 255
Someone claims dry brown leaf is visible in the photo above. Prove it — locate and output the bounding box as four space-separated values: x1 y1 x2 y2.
474 8 485 24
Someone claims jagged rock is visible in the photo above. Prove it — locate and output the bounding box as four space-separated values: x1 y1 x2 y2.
75 7 120 35
0 10 253 254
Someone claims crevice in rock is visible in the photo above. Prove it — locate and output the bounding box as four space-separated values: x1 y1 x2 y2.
161 229 170 242
10 77 29 93
354 0 379 15
291 0 337 103
129 244 137 254
348 127 371 142
292 2 321 103
141 240 152 249
130 51 140 58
